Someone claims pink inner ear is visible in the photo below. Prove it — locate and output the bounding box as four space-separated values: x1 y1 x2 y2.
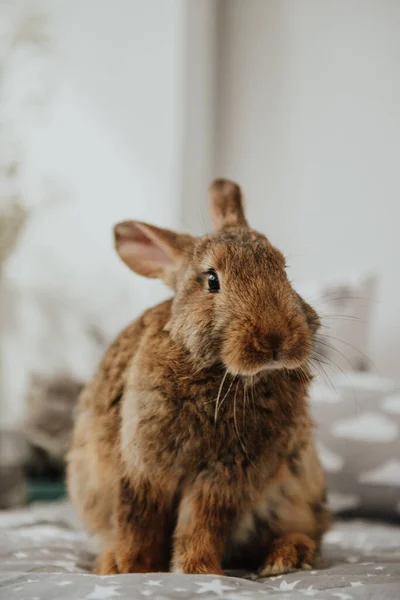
116 223 173 275
128 239 170 265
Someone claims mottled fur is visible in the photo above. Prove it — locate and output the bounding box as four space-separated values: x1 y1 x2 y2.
67 179 331 576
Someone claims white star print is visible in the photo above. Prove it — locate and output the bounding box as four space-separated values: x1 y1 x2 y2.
145 580 163 587
350 581 363 587
14 552 27 559
269 579 300 591
87 585 121 599
195 579 236 595
375 566 385 570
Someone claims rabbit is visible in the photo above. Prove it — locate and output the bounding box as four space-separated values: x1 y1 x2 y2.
67 179 331 576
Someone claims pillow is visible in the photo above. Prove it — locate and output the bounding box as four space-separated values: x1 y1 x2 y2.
310 372 400 519
296 272 377 372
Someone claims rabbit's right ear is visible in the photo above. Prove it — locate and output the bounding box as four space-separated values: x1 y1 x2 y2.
114 221 194 286
208 178 248 231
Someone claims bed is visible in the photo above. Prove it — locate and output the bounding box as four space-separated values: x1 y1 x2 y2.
0 501 399 600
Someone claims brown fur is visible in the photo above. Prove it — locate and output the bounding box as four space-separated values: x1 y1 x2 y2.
67 179 331 576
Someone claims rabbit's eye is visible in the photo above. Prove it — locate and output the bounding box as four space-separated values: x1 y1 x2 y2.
207 269 220 293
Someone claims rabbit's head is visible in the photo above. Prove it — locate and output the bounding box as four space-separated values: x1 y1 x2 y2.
114 180 319 375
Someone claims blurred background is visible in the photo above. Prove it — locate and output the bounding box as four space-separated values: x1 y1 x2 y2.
0 1 399 516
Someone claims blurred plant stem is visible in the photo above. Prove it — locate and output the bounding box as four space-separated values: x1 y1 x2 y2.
0 201 26 271
0 201 27 428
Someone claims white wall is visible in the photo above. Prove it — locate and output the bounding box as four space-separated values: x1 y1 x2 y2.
216 0 400 379
46 0 185 229
179 0 218 234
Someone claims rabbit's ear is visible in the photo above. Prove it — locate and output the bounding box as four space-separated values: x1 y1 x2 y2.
114 221 194 284
208 179 248 231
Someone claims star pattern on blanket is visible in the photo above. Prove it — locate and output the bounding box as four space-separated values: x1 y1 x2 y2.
268 579 301 591
195 579 236 595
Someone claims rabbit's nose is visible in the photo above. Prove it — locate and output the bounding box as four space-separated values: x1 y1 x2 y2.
265 332 283 361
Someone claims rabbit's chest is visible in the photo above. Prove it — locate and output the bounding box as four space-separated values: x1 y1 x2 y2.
130 384 291 478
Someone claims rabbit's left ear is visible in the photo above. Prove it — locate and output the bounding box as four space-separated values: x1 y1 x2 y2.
114 220 194 287
208 178 248 231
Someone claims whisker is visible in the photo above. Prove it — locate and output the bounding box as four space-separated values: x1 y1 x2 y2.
305 357 321 381
310 353 359 411
216 375 236 422
310 351 333 368
214 369 237 423
309 356 338 396
308 357 329 388
214 368 229 424
311 349 349 377
294 365 305 385
242 378 248 431
314 295 369 307
315 333 375 370
249 375 256 417
299 364 311 386
320 315 364 323
312 348 350 376
305 357 317 377
313 339 356 372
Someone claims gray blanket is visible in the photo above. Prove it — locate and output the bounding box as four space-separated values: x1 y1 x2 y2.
0 502 399 599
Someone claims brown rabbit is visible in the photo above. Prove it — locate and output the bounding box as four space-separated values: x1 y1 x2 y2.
67 179 331 576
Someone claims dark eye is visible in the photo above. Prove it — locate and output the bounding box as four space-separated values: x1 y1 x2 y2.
207 269 220 293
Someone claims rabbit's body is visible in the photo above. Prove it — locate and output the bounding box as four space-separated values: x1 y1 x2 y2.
67 180 331 575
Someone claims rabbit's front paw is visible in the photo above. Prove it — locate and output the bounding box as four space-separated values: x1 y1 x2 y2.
173 556 224 575
259 533 316 577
